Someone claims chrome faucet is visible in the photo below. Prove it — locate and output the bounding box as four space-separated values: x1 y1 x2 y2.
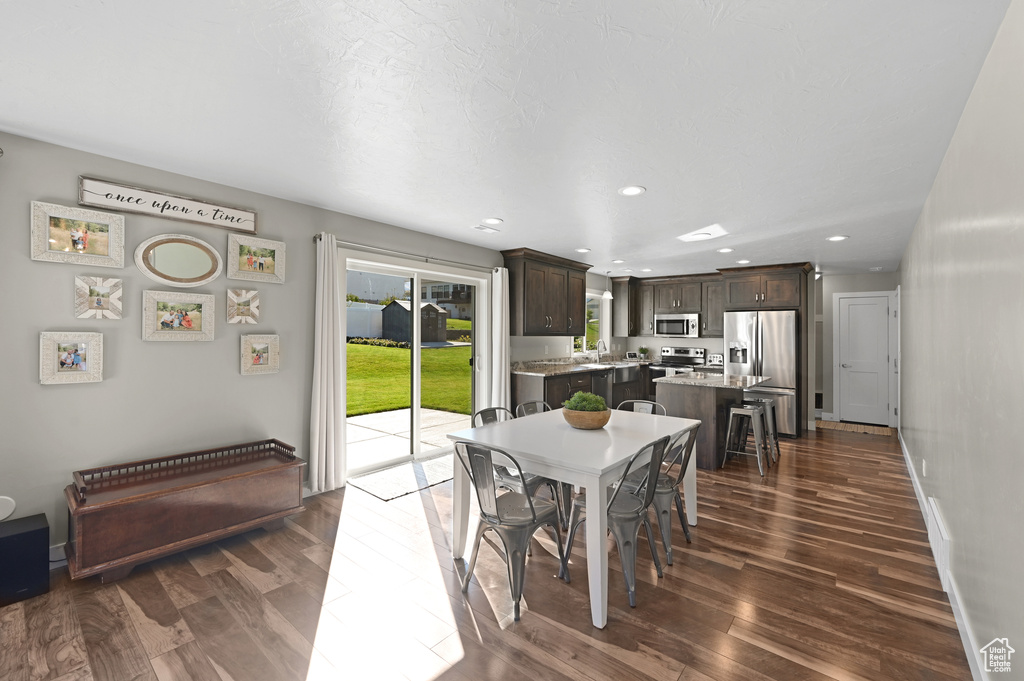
595 339 608 363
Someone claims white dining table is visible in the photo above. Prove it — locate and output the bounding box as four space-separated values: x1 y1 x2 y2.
446 408 701 628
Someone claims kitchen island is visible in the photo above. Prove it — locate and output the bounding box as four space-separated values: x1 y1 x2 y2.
655 372 770 470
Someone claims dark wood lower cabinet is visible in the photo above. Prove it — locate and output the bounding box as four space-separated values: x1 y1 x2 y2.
512 372 592 413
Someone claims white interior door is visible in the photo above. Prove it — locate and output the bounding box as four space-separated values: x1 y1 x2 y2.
836 294 891 425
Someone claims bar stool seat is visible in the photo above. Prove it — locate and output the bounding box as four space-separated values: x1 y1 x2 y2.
723 404 770 476
743 396 780 464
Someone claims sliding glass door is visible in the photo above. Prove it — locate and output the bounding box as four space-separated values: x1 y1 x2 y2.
342 254 487 477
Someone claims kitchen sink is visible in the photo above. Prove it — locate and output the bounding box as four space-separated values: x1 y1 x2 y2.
579 363 616 369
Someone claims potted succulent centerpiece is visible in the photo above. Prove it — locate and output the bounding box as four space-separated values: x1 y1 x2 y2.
637 346 649 360
562 391 611 430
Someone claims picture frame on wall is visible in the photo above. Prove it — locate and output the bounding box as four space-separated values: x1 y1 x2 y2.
226 234 285 284
31 201 125 269
79 176 258 234
75 276 123 319
227 289 260 324
241 334 279 375
40 332 103 384
142 290 215 341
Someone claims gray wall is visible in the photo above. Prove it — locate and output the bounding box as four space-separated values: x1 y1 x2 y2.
899 0 1024 662
819 272 899 413
0 131 501 543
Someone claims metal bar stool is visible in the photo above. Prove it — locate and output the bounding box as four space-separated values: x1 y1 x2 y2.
723 403 769 476
743 396 780 464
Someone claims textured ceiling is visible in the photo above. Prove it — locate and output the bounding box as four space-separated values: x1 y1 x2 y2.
0 0 1010 277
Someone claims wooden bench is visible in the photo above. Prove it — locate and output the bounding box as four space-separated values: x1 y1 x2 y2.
64 439 305 583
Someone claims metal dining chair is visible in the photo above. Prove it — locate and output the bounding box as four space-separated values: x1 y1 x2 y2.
454 441 570 621
616 399 667 415
516 400 552 417
564 435 671 607
474 407 569 529
620 423 700 564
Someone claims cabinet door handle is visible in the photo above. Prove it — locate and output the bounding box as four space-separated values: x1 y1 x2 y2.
568 317 572 328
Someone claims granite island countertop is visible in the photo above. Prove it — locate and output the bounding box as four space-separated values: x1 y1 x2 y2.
512 360 654 377
654 373 770 389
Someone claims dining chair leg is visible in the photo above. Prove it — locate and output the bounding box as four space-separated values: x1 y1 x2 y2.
461 522 489 592
490 525 535 622
652 490 675 565
642 516 664 578
607 518 642 608
673 491 692 543
564 503 584 558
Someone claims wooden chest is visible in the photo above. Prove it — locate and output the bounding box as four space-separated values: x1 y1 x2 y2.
64 439 304 583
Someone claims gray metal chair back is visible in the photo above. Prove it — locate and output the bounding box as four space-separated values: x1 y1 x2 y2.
564 435 671 607
516 400 551 417
453 441 570 621
607 435 669 515
472 406 514 427
616 399 666 415
620 422 700 564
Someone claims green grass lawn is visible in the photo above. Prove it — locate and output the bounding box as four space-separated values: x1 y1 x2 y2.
346 343 472 416
446 318 472 330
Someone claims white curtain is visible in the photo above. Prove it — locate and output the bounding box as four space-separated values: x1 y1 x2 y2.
309 232 344 492
490 267 511 409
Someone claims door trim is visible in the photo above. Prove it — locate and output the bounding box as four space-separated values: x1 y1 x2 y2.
831 290 898 427
340 250 491 475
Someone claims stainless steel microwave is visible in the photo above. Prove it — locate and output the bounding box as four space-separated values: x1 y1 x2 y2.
654 313 699 338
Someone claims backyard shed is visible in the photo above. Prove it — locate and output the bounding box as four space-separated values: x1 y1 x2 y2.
382 301 448 343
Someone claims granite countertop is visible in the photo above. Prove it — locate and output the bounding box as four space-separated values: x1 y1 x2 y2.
512 359 653 377
654 373 770 389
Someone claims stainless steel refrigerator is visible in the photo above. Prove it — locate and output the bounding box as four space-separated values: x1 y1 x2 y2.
724 310 798 436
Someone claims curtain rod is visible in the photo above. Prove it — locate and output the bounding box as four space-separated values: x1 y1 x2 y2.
313 233 498 273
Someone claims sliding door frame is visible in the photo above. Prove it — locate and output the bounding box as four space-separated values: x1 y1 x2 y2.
339 249 491 474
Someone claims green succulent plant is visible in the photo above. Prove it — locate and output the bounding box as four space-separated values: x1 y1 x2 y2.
563 391 608 412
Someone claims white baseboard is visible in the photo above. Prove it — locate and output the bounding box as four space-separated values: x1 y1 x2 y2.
821 412 835 421
899 432 987 680
49 544 68 570
814 408 823 419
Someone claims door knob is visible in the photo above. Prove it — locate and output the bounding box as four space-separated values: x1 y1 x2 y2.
841 363 851 368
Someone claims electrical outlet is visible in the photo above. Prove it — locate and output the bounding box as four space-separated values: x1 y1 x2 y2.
544 345 549 355
922 460 927 478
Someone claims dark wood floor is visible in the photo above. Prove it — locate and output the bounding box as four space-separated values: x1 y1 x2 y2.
0 429 971 681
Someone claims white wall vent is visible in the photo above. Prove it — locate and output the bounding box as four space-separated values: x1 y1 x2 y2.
926 496 950 592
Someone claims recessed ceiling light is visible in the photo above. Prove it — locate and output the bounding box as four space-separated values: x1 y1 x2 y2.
618 185 646 196
473 225 499 234
678 223 727 242
736 259 751 264
869 266 884 271
575 248 591 253
611 259 625 264
622 268 634 272
827 235 849 242
481 217 503 225
717 247 733 253
641 268 652 273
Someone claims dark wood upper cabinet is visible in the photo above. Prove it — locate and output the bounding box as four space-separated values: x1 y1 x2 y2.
654 281 701 313
567 269 587 336
503 248 592 336
639 284 655 336
701 280 724 337
721 264 810 310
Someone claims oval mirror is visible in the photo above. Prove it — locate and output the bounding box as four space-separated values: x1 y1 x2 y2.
134 234 223 287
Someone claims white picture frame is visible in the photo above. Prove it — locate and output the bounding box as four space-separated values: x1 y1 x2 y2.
40 332 103 384
226 234 285 284
31 202 125 269
75 276 123 319
227 289 260 324
79 176 257 234
241 334 279 375
142 290 215 341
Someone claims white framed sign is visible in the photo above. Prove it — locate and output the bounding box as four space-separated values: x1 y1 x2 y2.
79 176 257 233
